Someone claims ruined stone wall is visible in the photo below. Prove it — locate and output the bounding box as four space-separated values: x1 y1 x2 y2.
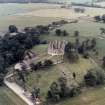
48 40 67 56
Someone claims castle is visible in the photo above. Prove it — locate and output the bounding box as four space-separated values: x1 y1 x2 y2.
48 40 67 56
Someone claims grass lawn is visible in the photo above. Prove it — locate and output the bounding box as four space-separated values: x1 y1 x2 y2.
0 86 27 105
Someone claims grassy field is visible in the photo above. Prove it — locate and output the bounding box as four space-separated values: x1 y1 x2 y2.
0 86 27 105
26 42 105 105
1 11 105 105
56 86 105 105
25 44 97 101
60 20 105 37
38 20 105 57
2 19 105 105
0 15 59 33
26 58 97 101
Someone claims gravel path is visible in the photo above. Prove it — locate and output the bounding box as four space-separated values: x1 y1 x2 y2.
4 74 34 105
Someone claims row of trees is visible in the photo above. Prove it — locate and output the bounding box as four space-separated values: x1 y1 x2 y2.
24 25 49 35
30 60 53 71
55 29 79 37
55 29 68 36
64 38 97 62
65 42 79 62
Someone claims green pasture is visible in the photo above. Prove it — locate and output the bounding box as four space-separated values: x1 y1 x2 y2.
0 86 27 105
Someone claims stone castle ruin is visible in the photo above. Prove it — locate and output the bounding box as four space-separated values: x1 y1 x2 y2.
48 40 67 56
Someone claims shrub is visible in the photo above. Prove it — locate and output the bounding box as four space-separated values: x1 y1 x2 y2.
44 60 53 67
83 52 89 59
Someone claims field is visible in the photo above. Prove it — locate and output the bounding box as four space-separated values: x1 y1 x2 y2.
1 18 105 105
0 86 27 105
0 16 59 33
23 44 97 101
56 86 105 105
21 7 105 19
1 4 105 105
39 20 105 57
24 18 105 104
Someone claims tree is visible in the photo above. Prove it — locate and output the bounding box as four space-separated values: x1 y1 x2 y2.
62 30 68 36
70 85 81 97
18 71 25 82
24 35 33 49
94 16 101 22
91 38 96 49
65 42 79 62
83 52 89 59
102 56 105 68
58 77 68 97
0 74 4 86
0 56 6 74
79 40 89 54
84 69 97 86
30 63 37 71
73 72 76 79
47 77 81 103
44 60 53 67
74 31 79 37
102 15 105 23
75 38 80 52
55 29 62 36
48 82 60 102
100 28 105 35
31 87 40 100
65 42 74 53
36 61 42 69
9 25 18 33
